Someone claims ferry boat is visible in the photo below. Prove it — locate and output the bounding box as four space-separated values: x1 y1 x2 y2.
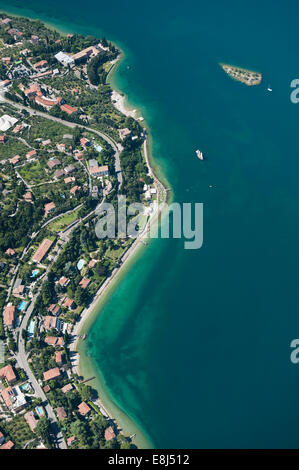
196 149 204 160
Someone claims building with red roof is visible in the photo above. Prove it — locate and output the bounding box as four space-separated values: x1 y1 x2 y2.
3 306 16 328
78 401 91 416
105 426 116 441
32 239 53 263
43 367 61 382
0 365 16 383
60 104 78 115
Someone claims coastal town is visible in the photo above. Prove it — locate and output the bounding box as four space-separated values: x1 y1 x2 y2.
0 13 164 449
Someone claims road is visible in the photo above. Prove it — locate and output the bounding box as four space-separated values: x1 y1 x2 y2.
0 93 123 187
17 298 66 449
1 95 124 449
15 231 72 449
14 193 111 449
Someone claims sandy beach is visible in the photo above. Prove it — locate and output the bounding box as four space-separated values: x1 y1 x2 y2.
111 89 138 118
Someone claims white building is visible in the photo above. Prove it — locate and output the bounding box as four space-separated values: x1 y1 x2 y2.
55 51 75 66
0 114 18 132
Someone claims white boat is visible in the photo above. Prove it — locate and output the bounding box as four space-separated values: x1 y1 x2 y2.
196 149 204 160
267 86 272 92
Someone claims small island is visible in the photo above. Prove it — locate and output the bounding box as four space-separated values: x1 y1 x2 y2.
220 63 262 86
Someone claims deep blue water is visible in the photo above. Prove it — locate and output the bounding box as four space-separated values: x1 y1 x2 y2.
2 0 299 448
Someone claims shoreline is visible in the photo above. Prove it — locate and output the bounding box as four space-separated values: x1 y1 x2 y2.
72 56 170 445
72 136 168 449
0 5 170 448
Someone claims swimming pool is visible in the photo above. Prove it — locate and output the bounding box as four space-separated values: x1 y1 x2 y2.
18 301 27 312
31 269 39 278
19 382 32 393
35 406 45 417
77 259 85 270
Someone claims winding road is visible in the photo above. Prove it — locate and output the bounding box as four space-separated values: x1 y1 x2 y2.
0 93 123 449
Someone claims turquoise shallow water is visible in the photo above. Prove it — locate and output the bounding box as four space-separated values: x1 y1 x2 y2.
2 0 299 448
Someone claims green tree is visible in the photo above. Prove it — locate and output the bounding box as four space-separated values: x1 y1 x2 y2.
36 417 52 448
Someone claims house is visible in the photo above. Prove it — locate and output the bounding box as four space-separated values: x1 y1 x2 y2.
33 59 48 70
58 276 70 288
21 48 31 56
26 149 37 159
72 45 104 64
44 336 64 347
31 35 40 44
80 137 90 147
12 124 24 134
70 185 81 196
8 28 22 37
44 316 62 331
119 128 131 140
61 383 73 394
91 186 99 199
90 165 109 177
63 297 76 310
42 139 51 146
32 238 53 263
78 401 91 416
57 143 66 152
56 406 67 421
89 159 98 168
1 57 11 65
24 83 42 99
24 411 38 432
48 304 61 316
5 248 15 256
47 159 61 170
0 440 14 449
35 95 61 109
43 385 50 393
88 259 97 268
54 169 65 179
3 305 16 328
64 164 76 174
55 351 63 365
60 104 78 115
0 79 10 88
24 192 32 202
0 18 12 25
105 426 116 441
73 151 84 161
43 367 61 382
67 436 76 446
0 365 16 383
0 432 4 445
1 386 27 412
44 202 56 216
0 134 7 144
9 155 20 165
12 284 25 296
64 176 76 184
79 278 90 289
